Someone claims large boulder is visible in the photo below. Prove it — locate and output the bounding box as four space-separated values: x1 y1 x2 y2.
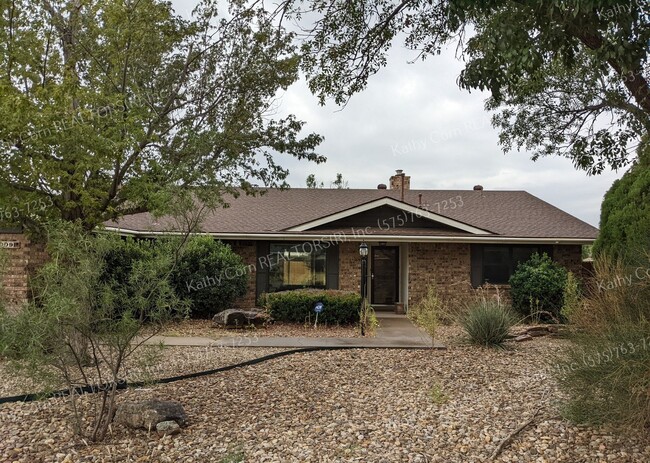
114 400 187 430
212 308 268 328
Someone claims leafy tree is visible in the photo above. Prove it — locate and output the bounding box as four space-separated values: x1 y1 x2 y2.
305 172 348 188
306 173 324 188
286 0 649 174
593 139 650 261
331 172 349 189
0 0 324 232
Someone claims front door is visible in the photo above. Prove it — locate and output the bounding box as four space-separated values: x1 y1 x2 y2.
371 246 399 305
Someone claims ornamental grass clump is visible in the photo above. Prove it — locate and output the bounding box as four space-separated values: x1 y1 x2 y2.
461 300 516 347
554 254 650 430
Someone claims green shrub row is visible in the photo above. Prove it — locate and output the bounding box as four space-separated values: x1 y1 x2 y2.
102 235 248 319
261 289 361 325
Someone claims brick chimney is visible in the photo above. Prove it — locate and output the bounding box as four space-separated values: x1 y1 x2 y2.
389 169 410 191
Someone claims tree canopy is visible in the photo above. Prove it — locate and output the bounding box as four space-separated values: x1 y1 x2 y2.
0 0 324 232
306 172 348 188
286 0 649 174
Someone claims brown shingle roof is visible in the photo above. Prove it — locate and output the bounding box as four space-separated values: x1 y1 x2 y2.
107 188 598 240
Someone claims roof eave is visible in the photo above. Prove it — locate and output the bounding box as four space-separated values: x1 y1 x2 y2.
102 227 595 245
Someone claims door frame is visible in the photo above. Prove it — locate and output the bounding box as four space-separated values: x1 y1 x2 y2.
370 245 400 306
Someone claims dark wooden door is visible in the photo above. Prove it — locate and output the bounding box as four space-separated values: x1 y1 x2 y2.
371 246 399 305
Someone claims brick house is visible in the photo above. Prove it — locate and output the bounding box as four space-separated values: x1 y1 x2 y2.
103 171 598 311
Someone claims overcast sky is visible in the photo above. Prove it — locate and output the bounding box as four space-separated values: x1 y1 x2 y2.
173 0 625 227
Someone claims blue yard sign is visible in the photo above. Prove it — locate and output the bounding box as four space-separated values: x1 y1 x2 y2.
314 301 324 328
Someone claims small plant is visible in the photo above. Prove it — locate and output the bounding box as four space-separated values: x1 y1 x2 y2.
560 271 582 322
461 300 516 346
509 253 568 320
408 283 441 347
428 382 449 404
220 447 245 463
358 298 379 336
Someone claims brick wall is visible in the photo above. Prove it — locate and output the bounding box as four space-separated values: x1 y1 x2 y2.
226 241 586 312
552 244 584 277
227 241 258 308
0 233 47 313
339 241 362 292
407 243 474 309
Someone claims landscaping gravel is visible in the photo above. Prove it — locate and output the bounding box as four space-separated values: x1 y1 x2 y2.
156 319 359 339
1 330 649 462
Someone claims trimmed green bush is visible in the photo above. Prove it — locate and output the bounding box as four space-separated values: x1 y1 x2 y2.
100 237 159 320
170 236 249 318
461 300 516 346
262 289 361 325
593 142 650 263
509 253 568 319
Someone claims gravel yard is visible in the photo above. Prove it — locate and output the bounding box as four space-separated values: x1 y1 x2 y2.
1 329 649 462
152 319 359 339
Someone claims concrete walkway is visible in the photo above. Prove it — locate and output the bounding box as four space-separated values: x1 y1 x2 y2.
145 313 445 349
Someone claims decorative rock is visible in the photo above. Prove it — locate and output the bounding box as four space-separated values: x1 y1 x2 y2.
156 420 181 436
515 334 534 342
212 308 269 328
527 326 551 334
114 400 187 430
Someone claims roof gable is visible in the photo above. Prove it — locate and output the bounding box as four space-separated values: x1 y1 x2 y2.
285 197 492 235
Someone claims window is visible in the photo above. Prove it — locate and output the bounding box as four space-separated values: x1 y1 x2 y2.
473 245 552 285
268 243 327 292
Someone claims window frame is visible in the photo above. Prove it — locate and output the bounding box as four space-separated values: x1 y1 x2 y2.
471 244 553 286
266 242 328 293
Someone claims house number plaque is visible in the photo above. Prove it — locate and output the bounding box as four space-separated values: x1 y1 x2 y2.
0 241 21 249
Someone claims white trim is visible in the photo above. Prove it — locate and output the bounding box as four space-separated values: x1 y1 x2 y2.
285 197 491 235
102 226 595 245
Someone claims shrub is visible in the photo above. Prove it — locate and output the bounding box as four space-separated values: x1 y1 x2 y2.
262 289 361 325
554 254 650 429
592 143 650 263
461 300 516 346
555 321 650 427
170 236 249 318
509 253 568 319
100 237 163 320
0 221 188 441
408 283 441 345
